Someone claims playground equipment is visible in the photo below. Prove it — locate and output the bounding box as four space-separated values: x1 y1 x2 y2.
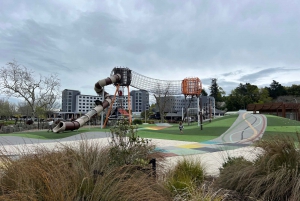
181 77 202 127
53 70 125 133
53 67 203 133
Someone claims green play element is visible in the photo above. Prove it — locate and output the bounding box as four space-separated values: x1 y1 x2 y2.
263 115 300 140
265 115 300 133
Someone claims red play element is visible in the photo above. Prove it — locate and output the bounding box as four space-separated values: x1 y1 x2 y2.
118 90 123 96
181 77 202 97
118 108 129 116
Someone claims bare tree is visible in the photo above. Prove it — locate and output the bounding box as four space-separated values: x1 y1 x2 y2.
153 82 171 123
0 60 61 120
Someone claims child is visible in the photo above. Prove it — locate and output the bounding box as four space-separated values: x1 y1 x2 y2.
47 119 54 132
179 122 184 133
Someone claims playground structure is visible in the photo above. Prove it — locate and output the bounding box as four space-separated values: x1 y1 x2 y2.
53 67 203 133
181 77 203 127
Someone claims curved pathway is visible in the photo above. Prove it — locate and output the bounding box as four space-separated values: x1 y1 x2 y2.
155 111 267 157
211 111 266 144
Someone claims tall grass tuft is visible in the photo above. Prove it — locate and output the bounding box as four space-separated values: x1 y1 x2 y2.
0 141 172 201
165 158 204 197
217 133 300 201
0 119 171 200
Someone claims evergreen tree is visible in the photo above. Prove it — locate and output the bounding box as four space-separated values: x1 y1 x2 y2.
201 88 208 96
267 80 287 99
209 78 225 102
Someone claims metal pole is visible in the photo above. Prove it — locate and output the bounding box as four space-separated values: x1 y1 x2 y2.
214 98 215 119
182 107 184 121
197 96 200 127
200 96 203 130
187 108 190 126
101 87 104 129
209 98 211 123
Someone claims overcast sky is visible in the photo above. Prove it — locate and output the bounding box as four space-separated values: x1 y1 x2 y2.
1 0 300 103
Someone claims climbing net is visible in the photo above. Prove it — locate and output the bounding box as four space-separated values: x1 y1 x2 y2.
130 70 182 95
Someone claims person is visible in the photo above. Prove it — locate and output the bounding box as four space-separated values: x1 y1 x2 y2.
47 119 54 132
179 121 184 133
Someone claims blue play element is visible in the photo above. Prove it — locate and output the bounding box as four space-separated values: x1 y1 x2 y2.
200 140 219 145
154 147 169 153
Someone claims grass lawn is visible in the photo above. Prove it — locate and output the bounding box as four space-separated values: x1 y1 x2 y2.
0 127 111 140
263 115 300 140
0 115 238 142
136 115 238 142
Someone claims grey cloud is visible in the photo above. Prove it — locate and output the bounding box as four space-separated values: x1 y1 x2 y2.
221 70 243 77
239 67 300 83
1 0 300 99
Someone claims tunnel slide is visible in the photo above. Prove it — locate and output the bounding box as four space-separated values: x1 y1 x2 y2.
53 74 121 133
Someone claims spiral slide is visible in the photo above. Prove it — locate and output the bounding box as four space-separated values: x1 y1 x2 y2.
53 74 121 133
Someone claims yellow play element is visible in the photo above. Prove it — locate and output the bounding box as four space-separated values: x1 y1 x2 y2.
145 126 169 130
177 143 203 149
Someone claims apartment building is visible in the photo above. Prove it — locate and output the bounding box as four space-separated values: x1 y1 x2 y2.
157 95 215 113
61 89 81 112
130 90 150 112
62 89 133 114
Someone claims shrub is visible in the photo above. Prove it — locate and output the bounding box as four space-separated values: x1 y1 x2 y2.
26 120 33 125
0 140 171 201
165 158 205 198
133 119 143 125
216 134 300 201
109 119 155 167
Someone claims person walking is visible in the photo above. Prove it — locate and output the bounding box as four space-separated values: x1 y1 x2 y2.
179 121 184 134
47 119 54 132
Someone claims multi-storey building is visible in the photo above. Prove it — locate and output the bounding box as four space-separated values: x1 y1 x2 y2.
76 94 104 113
61 89 81 112
157 95 215 114
61 89 133 114
130 90 150 112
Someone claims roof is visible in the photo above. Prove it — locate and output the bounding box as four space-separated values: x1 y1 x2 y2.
247 102 300 111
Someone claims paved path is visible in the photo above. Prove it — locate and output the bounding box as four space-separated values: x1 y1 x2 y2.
0 111 267 157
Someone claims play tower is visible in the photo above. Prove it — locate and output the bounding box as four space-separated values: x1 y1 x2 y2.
181 77 202 126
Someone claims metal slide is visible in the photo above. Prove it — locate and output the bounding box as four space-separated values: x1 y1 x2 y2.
52 74 121 133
